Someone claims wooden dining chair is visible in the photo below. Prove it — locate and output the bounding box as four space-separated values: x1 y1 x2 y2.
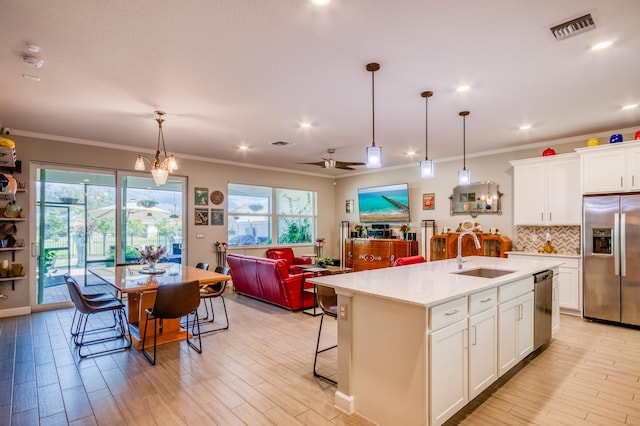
141 280 202 365
313 284 338 384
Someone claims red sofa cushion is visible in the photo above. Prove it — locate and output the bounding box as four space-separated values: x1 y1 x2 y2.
228 253 314 311
265 247 312 274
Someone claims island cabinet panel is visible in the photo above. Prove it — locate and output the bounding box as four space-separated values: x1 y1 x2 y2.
498 287 534 377
468 306 498 400
344 239 418 271
430 318 468 426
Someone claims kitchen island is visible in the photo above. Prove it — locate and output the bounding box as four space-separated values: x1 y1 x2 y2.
307 255 562 426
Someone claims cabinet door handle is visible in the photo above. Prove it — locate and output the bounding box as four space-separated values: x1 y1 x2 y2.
464 328 468 349
621 176 624 188
471 325 477 346
549 212 552 222
541 212 543 221
634 176 636 187
480 297 492 303
444 309 459 316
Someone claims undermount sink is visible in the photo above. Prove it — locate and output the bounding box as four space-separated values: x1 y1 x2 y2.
452 268 516 279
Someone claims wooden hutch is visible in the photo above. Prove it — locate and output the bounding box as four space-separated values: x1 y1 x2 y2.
430 233 512 261
344 238 419 271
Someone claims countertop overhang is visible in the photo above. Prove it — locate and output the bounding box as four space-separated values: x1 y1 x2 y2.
307 256 563 307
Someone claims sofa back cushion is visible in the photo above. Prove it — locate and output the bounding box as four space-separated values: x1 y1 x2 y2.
266 248 294 265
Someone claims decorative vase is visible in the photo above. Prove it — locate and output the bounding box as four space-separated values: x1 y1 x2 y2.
145 259 158 272
401 232 407 240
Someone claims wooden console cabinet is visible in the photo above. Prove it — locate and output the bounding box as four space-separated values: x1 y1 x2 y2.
344 239 418 271
431 233 511 261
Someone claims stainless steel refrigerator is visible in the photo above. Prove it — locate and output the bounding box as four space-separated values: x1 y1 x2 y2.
583 195 640 326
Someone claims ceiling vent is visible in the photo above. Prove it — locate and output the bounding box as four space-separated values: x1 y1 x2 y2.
550 13 595 40
271 140 294 147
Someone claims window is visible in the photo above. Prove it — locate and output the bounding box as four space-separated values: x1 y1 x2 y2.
228 183 316 246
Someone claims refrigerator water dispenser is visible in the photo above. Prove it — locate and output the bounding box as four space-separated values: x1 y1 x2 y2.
592 228 612 254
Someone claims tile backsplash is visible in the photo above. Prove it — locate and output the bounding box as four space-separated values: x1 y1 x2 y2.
515 226 580 255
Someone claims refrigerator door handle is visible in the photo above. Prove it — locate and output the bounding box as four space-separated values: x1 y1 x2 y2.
621 213 626 277
614 213 620 276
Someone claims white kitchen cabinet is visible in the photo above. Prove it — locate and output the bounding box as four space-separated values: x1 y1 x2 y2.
429 318 468 426
552 268 560 335
468 306 497 400
507 253 582 315
498 279 534 377
578 141 640 194
511 153 581 225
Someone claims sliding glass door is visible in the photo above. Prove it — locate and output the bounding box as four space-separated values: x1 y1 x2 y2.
34 165 185 308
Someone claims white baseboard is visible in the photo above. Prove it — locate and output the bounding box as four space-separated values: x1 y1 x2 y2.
0 306 31 318
334 391 354 414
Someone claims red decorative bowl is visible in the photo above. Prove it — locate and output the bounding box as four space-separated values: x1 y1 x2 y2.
542 147 556 156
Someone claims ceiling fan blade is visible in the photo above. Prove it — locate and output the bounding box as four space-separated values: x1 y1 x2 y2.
300 161 326 167
335 161 366 167
335 165 356 170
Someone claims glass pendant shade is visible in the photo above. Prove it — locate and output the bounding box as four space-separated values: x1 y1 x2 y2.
151 167 169 186
458 168 471 185
134 155 146 171
420 159 434 178
366 145 382 168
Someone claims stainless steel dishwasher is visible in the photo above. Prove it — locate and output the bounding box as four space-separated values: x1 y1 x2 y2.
533 269 553 350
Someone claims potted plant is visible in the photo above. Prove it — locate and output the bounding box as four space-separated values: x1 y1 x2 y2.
399 224 410 240
316 257 334 268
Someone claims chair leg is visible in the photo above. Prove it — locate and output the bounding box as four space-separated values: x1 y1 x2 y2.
185 311 202 354
77 308 131 359
313 313 337 385
191 296 229 335
141 314 157 365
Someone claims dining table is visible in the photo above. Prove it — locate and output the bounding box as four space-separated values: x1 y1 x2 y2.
89 263 231 350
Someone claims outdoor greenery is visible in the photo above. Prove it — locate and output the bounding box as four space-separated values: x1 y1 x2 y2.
277 192 313 244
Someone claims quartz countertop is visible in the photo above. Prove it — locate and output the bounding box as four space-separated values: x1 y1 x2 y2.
307 256 563 307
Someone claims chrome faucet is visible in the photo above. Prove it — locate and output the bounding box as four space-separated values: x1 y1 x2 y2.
456 230 481 270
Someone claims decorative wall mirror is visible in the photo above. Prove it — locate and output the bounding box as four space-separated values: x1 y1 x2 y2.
449 181 502 217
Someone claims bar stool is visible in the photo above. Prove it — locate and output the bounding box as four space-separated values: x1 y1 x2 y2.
313 284 338 384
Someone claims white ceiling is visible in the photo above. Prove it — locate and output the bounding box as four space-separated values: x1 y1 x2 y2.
1 0 639 176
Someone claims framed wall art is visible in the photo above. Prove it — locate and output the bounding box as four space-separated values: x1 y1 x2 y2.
346 199 354 213
195 187 209 206
211 208 224 226
195 208 209 225
422 193 435 210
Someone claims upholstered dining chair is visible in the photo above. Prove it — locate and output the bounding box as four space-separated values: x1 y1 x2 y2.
313 284 338 384
195 262 209 270
64 273 119 337
195 265 231 334
65 275 131 358
141 280 202 365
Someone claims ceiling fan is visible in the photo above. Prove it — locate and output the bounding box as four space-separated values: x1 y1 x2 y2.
301 148 365 170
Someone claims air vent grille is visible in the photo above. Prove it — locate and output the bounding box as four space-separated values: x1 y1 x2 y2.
271 140 294 147
550 13 595 40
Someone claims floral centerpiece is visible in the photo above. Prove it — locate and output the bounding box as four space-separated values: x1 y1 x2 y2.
399 224 410 239
315 237 326 246
137 245 168 272
354 224 364 237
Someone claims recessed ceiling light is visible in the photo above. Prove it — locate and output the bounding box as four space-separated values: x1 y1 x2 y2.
406 150 417 156
310 0 330 5
22 74 41 82
622 104 638 110
456 85 470 93
238 145 249 151
299 122 312 129
519 124 532 130
591 40 613 51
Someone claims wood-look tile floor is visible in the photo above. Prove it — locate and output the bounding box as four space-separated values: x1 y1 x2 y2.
0 294 639 426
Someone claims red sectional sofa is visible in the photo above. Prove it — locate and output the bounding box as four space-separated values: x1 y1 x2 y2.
227 253 315 311
265 247 312 274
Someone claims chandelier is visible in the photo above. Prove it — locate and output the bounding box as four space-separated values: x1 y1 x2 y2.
134 111 178 186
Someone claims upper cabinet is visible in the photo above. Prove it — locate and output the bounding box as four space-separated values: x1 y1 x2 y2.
577 140 640 194
510 153 581 226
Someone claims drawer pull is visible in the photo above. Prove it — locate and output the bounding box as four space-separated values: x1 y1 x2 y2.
444 309 459 316
480 297 492 303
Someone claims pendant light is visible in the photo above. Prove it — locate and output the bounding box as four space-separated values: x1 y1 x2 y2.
365 62 382 168
420 91 434 178
134 111 178 186
458 111 471 185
